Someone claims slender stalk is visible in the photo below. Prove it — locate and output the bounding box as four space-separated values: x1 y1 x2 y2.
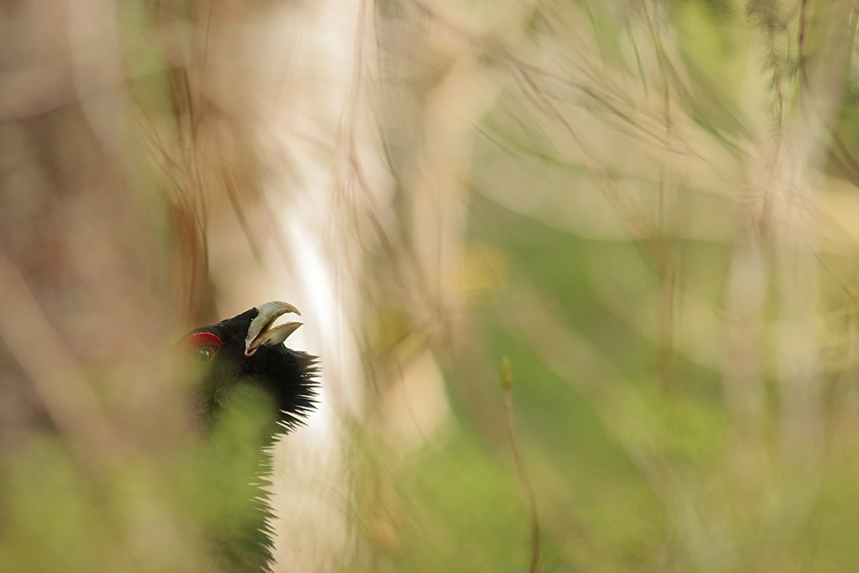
501 358 541 573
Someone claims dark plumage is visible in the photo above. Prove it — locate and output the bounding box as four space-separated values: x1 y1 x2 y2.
183 301 318 573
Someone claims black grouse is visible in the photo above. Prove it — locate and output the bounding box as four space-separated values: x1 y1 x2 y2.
182 301 318 573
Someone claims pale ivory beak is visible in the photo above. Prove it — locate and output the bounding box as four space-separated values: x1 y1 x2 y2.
244 301 303 357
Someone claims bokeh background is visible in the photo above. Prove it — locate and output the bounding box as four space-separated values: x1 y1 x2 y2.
4 0 859 571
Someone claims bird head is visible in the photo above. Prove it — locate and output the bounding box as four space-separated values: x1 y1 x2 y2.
180 302 318 571
183 301 318 435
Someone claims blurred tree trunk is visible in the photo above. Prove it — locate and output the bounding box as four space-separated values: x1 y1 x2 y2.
0 0 174 449
0 3 210 571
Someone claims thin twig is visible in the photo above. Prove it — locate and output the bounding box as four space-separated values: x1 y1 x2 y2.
501 358 540 573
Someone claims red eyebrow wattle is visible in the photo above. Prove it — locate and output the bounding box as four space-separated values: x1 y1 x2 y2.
186 332 223 349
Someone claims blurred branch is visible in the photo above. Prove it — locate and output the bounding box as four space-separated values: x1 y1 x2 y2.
0 256 119 462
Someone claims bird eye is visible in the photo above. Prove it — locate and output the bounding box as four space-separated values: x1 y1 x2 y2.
185 332 223 364
195 345 217 363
